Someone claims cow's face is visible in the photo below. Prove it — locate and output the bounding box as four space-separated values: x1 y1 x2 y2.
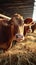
11 14 24 40
23 18 34 36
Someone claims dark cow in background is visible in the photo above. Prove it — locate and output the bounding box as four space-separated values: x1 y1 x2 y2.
23 18 35 36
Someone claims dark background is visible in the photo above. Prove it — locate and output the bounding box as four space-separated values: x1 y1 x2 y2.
0 0 34 18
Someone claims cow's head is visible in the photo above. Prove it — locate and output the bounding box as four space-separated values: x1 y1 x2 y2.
23 18 34 36
11 13 24 40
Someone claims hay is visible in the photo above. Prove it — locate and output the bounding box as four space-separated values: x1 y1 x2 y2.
0 31 36 65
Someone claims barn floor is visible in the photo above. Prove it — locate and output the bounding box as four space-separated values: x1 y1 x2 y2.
0 30 36 65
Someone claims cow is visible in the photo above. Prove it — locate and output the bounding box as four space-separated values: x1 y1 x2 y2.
23 18 35 36
0 17 20 50
0 13 24 51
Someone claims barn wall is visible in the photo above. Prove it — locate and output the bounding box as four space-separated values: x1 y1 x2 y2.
0 0 34 18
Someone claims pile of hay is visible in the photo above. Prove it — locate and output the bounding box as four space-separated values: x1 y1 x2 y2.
0 32 36 65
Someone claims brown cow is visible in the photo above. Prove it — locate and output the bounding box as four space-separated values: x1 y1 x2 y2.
23 18 34 36
0 14 24 50
0 17 19 50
